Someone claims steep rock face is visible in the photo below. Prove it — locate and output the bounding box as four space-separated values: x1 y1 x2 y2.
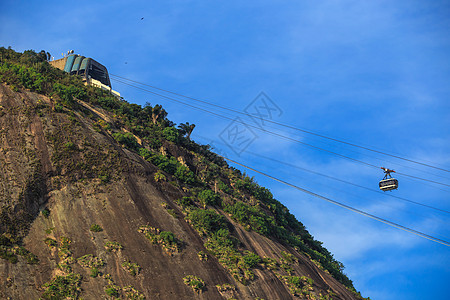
0 83 359 299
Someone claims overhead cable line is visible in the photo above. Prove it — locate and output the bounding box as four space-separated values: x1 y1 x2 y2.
111 77 450 189
219 155 450 247
111 78 379 168
193 134 450 214
110 73 450 174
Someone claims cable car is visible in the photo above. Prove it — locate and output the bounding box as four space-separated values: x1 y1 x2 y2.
379 167 398 191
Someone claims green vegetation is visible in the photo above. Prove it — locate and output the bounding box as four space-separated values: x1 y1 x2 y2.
204 231 260 284
281 250 298 264
282 275 314 297
103 273 120 297
64 141 77 151
197 251 208 261
186 208 228 236
260 251 345 299
102 273 145 299
221 177 354 288
178 122 195 140
242 251 262 268
45 227 55 234
1 47 124 188
105 241 123 252
175 196 194 210
185 208 260 284
57 237 75 273
41 273 82 299
15 246 39 264
216 283 237 299
0 235 38 264
89 223 103 232
0 247 17 264
166 208 177 218
141 152 197 185
44 238 57 249
174 164 196 184
262 257 278 270
216 283 235 292
41 208 50 218
154 170 166 182
123 286 146 300
162 126 179 143
138 225 181 254
113 132 140 150
183 275 205 293
224 201 273 235
198 189 220 208
77 254 104 269
59 237 71 249
148 154 177 175
93 119 111 132
105 285 120 297
90 267 99 278
217 179 231 194
122 260 141 276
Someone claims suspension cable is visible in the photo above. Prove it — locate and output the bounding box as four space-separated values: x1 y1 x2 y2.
193 134 450 214
111 77 450 189
110 73 450 174
219 155 450 247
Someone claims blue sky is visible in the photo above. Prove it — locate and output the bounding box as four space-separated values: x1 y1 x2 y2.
1 1 449 299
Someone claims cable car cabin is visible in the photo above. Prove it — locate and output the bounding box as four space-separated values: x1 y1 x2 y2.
379 178 398 191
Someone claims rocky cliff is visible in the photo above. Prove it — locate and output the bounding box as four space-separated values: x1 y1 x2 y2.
0 48 366 300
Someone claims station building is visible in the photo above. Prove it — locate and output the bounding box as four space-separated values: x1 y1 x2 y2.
50 52 120 98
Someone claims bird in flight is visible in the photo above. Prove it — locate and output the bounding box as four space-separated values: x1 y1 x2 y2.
141 17 144 20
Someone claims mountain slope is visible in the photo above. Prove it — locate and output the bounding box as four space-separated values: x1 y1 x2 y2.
0 48 366 299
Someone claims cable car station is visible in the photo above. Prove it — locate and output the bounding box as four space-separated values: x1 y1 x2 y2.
49 50 120 98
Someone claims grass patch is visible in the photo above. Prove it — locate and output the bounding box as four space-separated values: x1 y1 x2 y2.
138 225 181 255
41 273 82 299
77 254 104 268
183 275 205 293
123 286 146 300
89 224 103 232
197 251 208 261
105 285 120 297
122 260 141 276
105 241 123 252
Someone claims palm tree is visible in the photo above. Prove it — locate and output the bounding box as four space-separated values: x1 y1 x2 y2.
178 122 196 140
